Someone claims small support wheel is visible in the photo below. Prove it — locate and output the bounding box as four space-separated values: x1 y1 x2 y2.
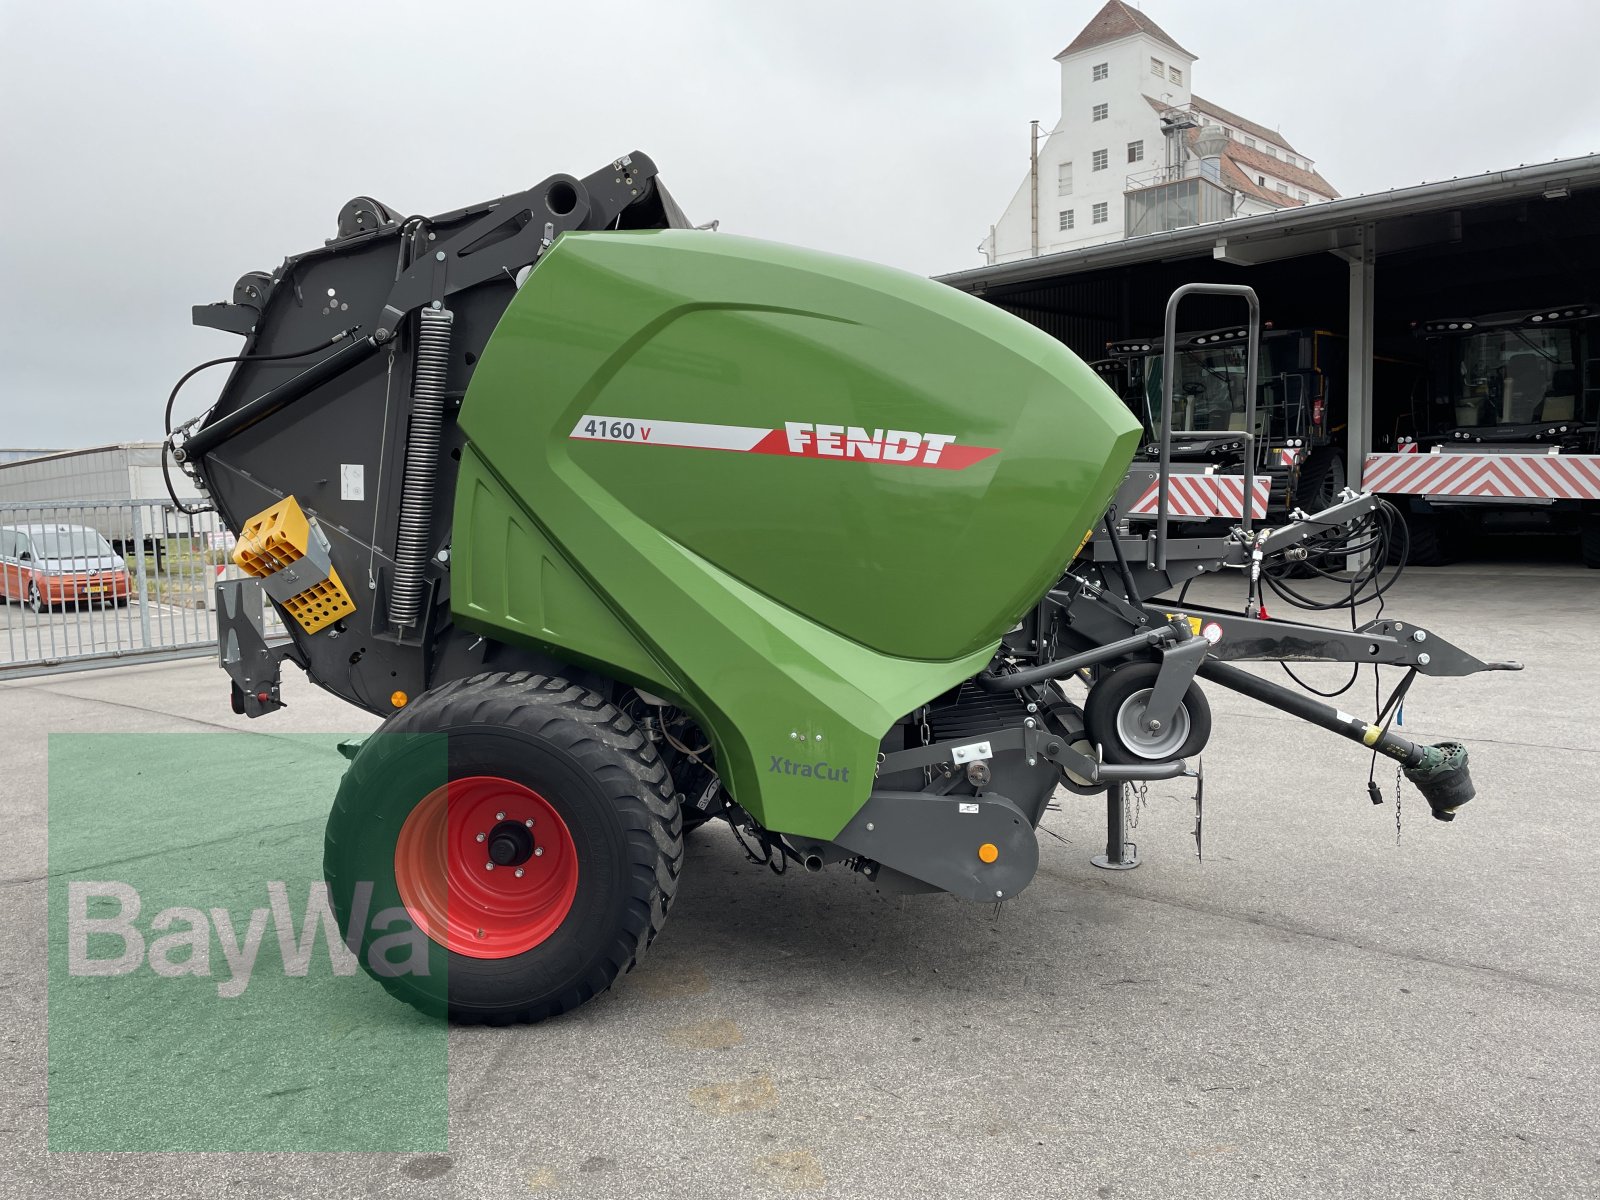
1083 662 1211 765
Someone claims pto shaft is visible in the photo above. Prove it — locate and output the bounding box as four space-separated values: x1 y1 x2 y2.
1196 659 1474 819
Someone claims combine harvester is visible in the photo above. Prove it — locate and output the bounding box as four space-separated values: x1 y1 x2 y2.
1094 322 1349 527
1365 304 1600 565
166 154 1518 1024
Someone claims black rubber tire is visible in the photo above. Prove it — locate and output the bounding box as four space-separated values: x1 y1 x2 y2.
1083 662 1212 766
1391 512 1453 567
1582 512 1600 570
1288 449 1349 572
26 581 45 614
323 671 683 1025
1295 448 1347 513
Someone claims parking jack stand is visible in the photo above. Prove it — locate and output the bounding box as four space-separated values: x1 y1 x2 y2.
1091 782 1141 871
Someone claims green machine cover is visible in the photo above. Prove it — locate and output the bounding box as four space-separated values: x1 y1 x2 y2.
453 229 1139 839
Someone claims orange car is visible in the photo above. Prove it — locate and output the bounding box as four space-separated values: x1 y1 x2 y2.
0 523 133 612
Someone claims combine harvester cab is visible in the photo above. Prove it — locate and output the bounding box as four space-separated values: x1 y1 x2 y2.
1094 322 1356 535
171 164 1518 1024
1364 305 1600 565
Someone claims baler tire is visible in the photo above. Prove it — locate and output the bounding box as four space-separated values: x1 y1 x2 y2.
323 671 683 1025
1083 662 1211 766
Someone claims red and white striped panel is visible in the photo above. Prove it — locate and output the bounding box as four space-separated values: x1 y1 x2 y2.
1362 452 1600 500
1127 474 1270 521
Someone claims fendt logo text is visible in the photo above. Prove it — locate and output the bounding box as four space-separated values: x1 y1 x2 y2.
781 423 954 466
570 416 1001 471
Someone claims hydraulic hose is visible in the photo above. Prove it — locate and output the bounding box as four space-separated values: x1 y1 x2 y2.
178 334 378 461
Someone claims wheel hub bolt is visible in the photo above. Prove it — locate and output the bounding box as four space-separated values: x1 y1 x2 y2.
524 818 534 828
534 847 545 857
475 832 486 843
484 862 495 871
496 811 506 820
514 868 524 878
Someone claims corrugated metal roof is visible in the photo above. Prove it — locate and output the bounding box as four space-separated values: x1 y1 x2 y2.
942 153 1600 290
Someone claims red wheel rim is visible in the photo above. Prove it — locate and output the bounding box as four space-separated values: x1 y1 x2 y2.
394 775 579 958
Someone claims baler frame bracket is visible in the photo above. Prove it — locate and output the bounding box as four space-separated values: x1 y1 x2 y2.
374 156 667 340
217 577 292 718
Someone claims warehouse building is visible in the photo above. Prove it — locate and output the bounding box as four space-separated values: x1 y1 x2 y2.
947 154 1600 561
983 0 1338 264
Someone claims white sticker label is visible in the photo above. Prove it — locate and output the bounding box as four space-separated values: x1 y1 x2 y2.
951 741 993 764
958 802 980 814
340 464 365 501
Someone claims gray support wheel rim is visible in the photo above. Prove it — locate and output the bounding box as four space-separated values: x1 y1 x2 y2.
1114 688 1192 760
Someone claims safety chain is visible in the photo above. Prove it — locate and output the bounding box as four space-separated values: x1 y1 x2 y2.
1127 780 1149 829
919 706 933 786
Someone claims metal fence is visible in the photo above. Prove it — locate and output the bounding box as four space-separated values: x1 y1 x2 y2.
0 499 286 679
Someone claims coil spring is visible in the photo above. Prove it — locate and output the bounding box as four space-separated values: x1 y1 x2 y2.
389 306 453 629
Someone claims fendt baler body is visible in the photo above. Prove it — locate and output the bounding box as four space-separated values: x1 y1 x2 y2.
181 161 1510 1023
181 155 1139 846
453 229 1139 837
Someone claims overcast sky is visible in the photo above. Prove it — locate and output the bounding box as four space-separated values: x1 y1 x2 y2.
2 0 1597 447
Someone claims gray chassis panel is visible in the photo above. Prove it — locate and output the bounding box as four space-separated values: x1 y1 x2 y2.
832 791 1039 902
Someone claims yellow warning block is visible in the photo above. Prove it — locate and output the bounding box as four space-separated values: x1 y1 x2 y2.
232 496 355 635
1164 613 1204 637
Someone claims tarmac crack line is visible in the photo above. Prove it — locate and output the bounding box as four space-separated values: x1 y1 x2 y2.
4 679 372 752
11 685 265 734
1 815 326 889
1035 860 1600 1004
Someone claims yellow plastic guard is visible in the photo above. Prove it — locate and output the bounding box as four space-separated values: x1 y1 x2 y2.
232 496 356 635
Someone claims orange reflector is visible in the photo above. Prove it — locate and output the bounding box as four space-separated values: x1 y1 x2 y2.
978 843 999 864
390 690 409 708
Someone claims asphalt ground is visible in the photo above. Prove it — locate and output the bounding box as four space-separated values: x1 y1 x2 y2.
1 554 1597 1199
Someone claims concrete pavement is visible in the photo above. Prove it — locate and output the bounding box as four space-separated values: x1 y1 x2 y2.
2 559 1597 1199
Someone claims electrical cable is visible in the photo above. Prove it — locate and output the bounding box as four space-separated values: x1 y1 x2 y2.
164 333 358 440
160 331 359 512
1364 667 1418 792
1268 498 1410 699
